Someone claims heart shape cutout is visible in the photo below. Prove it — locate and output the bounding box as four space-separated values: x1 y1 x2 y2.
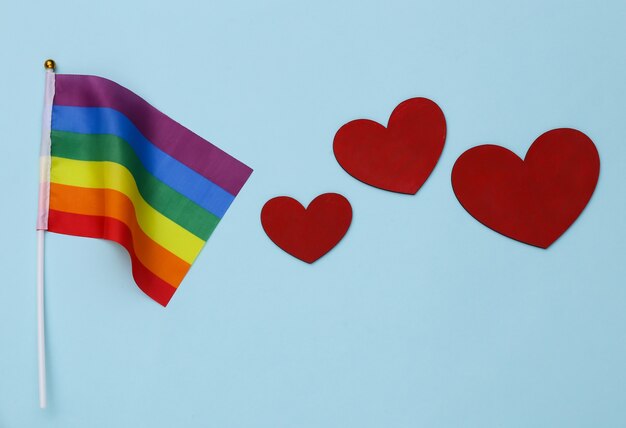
261 193 352 263
333 97 446 194
451 128 600 248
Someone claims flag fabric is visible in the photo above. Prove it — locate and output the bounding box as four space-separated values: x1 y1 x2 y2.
37 74 253 306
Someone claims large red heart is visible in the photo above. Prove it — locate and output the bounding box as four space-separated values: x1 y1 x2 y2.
451 128 600 248
333 97 446 194
261 193 352 263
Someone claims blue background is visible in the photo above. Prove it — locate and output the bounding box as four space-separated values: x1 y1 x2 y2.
1 1 625 427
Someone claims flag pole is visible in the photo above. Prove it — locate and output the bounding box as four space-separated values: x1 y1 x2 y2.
36 229 46 408
37 59 56 409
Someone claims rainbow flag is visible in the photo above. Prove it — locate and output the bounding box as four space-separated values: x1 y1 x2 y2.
37 73 253 306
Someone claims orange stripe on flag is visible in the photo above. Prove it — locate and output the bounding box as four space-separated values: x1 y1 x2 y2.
49 183 190 287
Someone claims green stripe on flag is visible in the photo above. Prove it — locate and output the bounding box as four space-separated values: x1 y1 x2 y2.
51 130 220 241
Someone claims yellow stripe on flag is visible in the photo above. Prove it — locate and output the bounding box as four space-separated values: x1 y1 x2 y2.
50 157 204 263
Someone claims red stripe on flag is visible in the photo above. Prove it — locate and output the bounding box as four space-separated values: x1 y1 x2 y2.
48 209 177 306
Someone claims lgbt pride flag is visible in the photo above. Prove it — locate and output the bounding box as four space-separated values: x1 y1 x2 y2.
37 72 253 306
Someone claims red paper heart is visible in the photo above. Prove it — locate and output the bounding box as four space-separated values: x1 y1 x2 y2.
333 97 446 194
451 128 600 248
261 193 352 263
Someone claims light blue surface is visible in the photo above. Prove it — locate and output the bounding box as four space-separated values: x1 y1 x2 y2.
1 1 625 426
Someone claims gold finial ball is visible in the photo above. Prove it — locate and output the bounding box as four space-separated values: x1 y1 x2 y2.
44 59 56 70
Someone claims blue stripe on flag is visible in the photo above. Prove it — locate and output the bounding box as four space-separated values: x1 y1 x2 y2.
52 105 235 218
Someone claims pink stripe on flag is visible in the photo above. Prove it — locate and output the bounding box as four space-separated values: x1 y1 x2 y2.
36 181 50 230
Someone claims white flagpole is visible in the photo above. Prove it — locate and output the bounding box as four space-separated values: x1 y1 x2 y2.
37 59 56 409
36 230 46 408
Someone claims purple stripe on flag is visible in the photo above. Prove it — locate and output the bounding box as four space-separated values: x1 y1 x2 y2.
53 74 252 196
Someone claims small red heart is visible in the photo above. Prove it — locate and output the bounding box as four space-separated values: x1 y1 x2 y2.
261 193 352 263
333 97 446 194
451 128 600 248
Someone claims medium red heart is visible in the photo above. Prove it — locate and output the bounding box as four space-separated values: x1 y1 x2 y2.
261 193 352 263
333 97 446 194
451 128 600 248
